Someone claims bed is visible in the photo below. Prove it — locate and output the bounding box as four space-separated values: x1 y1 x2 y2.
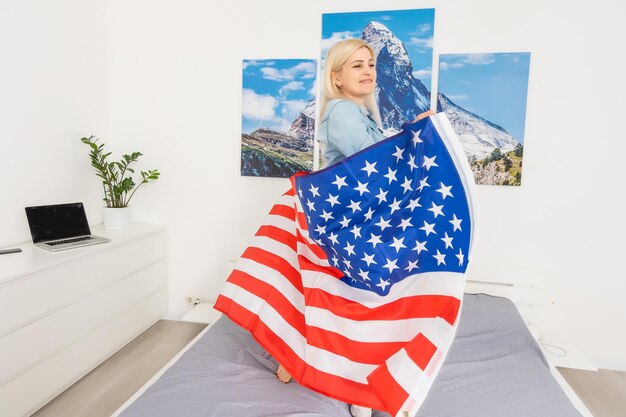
112 292 588 417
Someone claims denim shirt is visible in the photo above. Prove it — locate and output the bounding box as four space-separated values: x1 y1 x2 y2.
317 99 386 166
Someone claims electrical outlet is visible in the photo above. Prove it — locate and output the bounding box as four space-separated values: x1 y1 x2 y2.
187 296 202 306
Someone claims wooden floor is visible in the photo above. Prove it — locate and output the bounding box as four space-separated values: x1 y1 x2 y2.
33 320 626 417
32 320 207 417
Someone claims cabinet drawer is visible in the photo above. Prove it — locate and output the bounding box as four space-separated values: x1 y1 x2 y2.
0 231 165 336
0 260 166 385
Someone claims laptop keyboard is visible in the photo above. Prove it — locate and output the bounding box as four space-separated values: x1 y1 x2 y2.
47 236 94 246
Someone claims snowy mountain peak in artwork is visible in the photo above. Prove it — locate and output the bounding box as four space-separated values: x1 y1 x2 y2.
288 98 316 149
362 22 430 132
437 92 519 159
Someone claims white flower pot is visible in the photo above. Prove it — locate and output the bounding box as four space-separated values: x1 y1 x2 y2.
102 207 132 229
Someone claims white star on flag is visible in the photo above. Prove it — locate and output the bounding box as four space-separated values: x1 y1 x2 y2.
347 200 362 212
309 184 320 197
456 248 465 266
405 260 419 272
436 182 454 199
375 216 392 231
354 181 370 196
401 176 413 193
362 160 378 177
420 220 436 236
320 210 334 222
383 258 400 273
411 129 423 145
428 202 444 218
422 155 439 171
441 232 454 249
449 214 463 231
339 216 350 228
367 233 382 248
389 237 407 253
375 188 388 203
384 167 398 184
326 194 340 207
433 249 446 265
361 252 376 266
332 175 348 190
392 146 405 162
398 217 413 231
412 240 428 254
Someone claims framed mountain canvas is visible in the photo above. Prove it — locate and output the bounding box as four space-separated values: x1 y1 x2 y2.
437 53 531 186
321 9 436 143
241 59 316 177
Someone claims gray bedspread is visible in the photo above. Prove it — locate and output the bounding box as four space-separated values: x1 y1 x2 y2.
118 294 581 417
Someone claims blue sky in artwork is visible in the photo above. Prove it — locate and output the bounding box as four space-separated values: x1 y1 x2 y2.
438 53 531 143
242 59 316 134
322 8 435 87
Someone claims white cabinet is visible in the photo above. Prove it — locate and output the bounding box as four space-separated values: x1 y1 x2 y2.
0 224 167 417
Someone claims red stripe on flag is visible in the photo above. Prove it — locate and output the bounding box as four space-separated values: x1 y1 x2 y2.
256 225 297 251
297 254 344 278
214 295 386 410
306 326 406 364
226 269 306 336
241 247 303 292
404 333 438 371
367 363 410 416
304 288 461 324
297 212 309 231
269 204 296 221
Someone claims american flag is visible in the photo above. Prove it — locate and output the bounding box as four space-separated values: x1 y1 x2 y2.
215 113 476 417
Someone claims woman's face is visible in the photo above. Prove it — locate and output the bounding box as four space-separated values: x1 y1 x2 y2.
334 47 376 104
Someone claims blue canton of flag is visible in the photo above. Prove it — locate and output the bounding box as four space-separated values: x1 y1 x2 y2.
295 116 472 296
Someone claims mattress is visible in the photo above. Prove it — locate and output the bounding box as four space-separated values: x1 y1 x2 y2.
114 294 583 417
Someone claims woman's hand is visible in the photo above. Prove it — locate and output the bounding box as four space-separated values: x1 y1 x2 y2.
412 109 435 123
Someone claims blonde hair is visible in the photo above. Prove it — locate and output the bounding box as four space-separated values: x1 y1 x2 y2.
319 39 382 128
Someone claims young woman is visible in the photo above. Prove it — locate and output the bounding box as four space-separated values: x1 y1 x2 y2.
317 38 434 167
277 38 433 417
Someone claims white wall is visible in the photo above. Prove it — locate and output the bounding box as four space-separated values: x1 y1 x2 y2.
2 0 625 370
0 0 110 243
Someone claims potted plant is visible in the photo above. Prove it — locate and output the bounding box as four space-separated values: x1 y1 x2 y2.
81 135 160 229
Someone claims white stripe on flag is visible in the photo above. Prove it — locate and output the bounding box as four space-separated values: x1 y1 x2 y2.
233 258 304 311
301 269 465 307
221 282 378 383
305 307 446 343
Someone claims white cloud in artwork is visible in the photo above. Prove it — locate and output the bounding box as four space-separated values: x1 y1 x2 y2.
261 61 316 82
281 100 308 120
413 67 432 80
440 61 464 70
407 36 433 50
309 78 318 97
274 117 293 133
411 23 432 35
242 88 277 121
440 53 497 71
447 94 469 102
243 59 276 70
462 53 496 65
279 81 305 98
321 31 360 54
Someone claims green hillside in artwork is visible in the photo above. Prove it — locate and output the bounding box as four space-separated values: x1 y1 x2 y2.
241 129 313 178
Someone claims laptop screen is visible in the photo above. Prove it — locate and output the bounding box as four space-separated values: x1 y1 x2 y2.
25 202 92 243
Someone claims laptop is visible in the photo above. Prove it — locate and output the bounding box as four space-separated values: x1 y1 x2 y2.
25 202 111 251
